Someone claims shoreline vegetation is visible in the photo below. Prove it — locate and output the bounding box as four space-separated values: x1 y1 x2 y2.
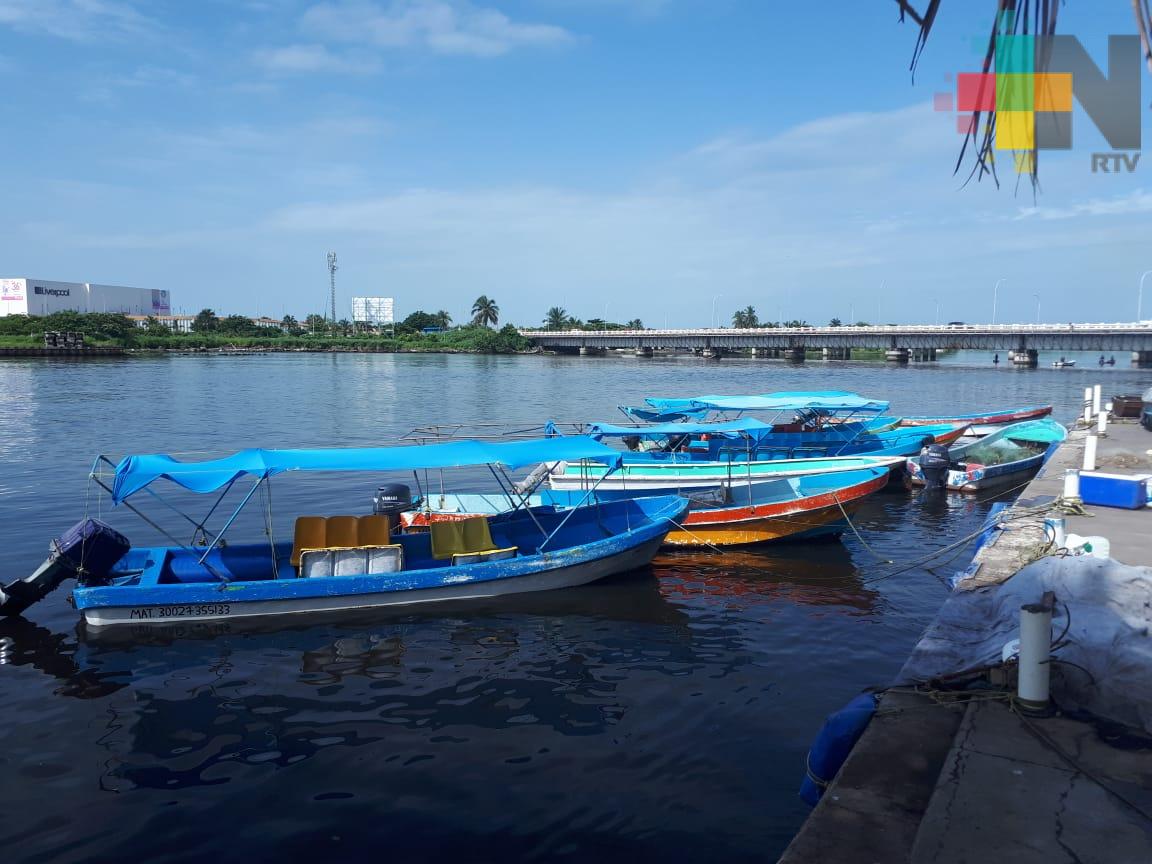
0 309 949 361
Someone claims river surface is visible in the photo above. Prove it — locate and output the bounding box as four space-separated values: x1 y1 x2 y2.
1 352 1147 863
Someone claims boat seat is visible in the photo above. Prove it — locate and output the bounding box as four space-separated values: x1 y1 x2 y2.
358 514 392 547
291 515 399 572
429 516 497 560
451 547 518 565
291 516 328 567
325 515 360 549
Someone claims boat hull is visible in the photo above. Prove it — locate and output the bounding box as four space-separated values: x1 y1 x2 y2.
666 471 888 547
900 406 1052 437
78 535 666 627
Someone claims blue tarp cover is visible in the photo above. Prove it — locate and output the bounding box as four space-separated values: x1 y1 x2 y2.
640 391 889 414
586 418 775 438
110 438 620 504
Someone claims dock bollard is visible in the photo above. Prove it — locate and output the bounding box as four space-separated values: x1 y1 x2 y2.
1062 469 1081 504
1084 434 1098 472
1017 592 1055 713
1092 384 1102 416
1096 409 1108 436
1082 389 1092 424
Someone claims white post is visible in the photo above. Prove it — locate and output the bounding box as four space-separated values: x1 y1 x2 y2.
1017 593 1054 712
1092 384 1102 415
1062 469 1081 503
1097 409 1108 436
1083 402 1092 424
1084 433 1098 472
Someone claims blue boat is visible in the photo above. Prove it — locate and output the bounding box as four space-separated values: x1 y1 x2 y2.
0 438 688 629
906 419 1068 492
613 392 967 460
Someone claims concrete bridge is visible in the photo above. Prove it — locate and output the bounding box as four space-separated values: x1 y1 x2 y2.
520 322 1152 366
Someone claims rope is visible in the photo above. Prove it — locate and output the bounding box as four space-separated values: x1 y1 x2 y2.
1010 700 1152 826
833 494 892 564
660 516 727 554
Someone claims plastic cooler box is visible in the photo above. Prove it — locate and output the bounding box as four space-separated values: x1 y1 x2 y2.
1078 472 1151 510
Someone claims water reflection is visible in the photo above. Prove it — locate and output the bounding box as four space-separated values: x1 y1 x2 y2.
652 542 879 611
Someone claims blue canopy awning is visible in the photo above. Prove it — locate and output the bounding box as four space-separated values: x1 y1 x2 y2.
587 418 774 438
109 438 620 504
639 391 889 414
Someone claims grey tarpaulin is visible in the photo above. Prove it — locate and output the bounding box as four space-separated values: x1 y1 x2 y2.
899 556 1152 733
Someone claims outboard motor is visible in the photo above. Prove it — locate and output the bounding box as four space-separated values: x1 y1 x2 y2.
0 519 130 617
372 483 413 531
918 444 951 489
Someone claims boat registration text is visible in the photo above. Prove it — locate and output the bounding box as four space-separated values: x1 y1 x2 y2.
129 603 232 620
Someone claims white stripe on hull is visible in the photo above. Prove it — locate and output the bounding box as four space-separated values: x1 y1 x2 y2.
82 536 665 628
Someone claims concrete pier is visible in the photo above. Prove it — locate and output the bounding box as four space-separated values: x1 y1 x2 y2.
822 347 851 360
783 347 806 362
1133 350 1152 367
780 418 1152 864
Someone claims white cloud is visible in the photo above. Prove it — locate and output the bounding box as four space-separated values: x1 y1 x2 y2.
1014 189 1152 220
254 43 379 74
0 0 153 41
300 0 572 58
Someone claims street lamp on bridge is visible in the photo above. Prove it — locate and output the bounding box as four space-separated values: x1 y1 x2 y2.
993 278 1007 324
1139 270 1152 321
711 294 723 328
1033 293 1041 323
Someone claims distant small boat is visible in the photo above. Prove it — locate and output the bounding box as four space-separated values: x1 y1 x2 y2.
900 405 1052 437
906 419 1067 492
1052 359 1077 368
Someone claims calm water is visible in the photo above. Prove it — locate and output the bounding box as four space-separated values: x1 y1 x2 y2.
1 352 1147 863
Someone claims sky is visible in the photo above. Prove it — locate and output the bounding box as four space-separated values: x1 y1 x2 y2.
0 0 1149 327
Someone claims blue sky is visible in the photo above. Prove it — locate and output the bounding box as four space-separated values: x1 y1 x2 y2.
0 0 1148 326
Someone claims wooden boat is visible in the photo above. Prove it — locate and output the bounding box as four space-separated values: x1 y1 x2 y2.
0 439 688 628
1052 359 1077 368
899 405 1052 437
404 468 891 549
660 467 890 547
905 419 1067 492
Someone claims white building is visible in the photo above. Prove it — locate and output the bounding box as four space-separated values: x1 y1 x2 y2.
0 278 171 318
126 314 195 334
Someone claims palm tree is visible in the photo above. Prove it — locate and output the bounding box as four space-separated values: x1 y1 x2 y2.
626 318 643 330
434 310 452 328
732 306 759 328
471 296 499 328
545 307 568 329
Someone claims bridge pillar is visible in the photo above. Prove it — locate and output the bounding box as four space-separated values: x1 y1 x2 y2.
702 347 722 359
1133 351 1152 367
783 347 806 362
885 348 909 363
634 346 653 358
750 347 762 358
1011 349 1039 367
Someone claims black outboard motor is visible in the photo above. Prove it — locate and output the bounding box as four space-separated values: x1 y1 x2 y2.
918 444 951 489
0 519 130 617
372 483 413 531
